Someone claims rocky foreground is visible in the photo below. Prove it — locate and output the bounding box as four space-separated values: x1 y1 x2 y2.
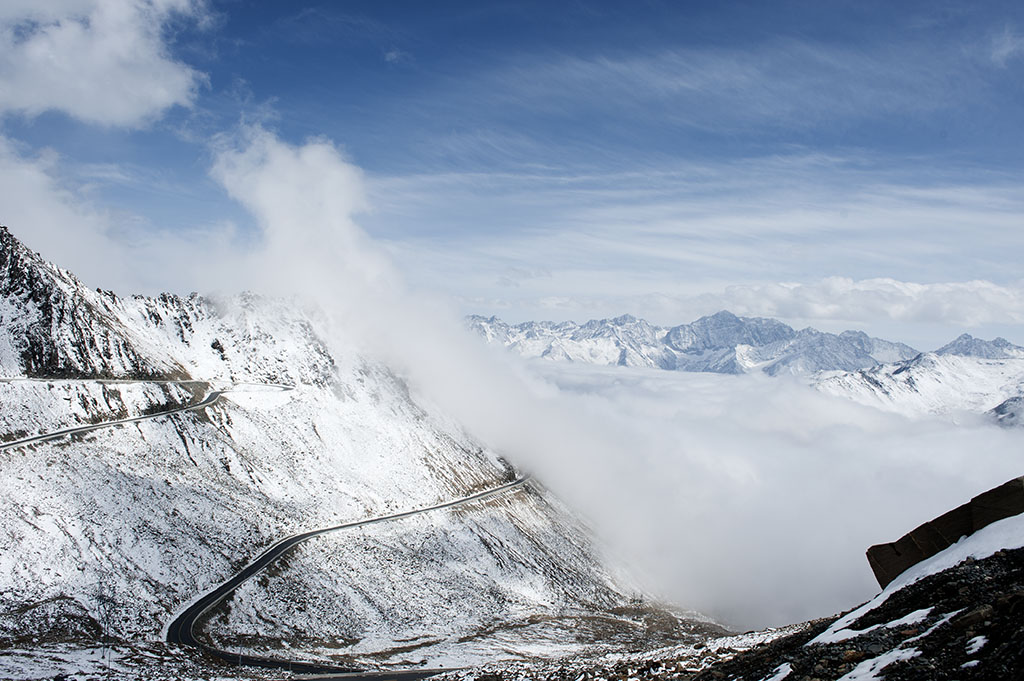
441 546 1023 681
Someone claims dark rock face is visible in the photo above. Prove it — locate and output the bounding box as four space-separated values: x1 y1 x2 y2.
688 548 1024 681
0 225 187 379
867 477 1024 588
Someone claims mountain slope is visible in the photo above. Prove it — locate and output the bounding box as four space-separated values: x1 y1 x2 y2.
814 353 1024 417
0 226 665 668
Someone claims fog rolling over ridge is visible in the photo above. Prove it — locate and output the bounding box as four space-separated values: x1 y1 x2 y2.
10 99 1024 639
129 123 1024 632
4 2 1024 678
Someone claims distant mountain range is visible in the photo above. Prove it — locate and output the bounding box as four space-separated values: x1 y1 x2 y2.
469 311 1024 377
815 352 1024 419
469 312 1024 423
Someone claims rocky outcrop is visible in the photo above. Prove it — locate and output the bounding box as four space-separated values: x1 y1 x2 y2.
867 477 1024 588
0 226 189 379
442 545 1024 681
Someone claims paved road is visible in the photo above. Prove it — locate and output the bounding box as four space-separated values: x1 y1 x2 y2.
0 380 295 452
164 477 530 677
0 384 226 451
1 377 526 678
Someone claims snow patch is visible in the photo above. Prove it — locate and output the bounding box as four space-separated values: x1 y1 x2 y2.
810 607 932 645
760 661 793 681
966 635 987 654
811 513 1024 646
837 647 921 681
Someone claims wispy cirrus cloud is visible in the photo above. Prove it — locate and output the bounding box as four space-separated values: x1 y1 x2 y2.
990 25 1024 66
713 278 1024 328
369 155 1024 281
364 150 1024 346
491 41 958 129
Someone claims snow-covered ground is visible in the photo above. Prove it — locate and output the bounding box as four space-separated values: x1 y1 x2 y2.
0 227 670 670
814 353 1024 418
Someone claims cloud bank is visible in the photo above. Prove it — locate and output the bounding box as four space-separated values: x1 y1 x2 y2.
713 278 1024 327
513 361 1024 630
0 0 207 127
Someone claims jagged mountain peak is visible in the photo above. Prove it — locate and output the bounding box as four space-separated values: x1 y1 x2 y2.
936 333 1024 359
468 311 918 376
0 225 187 380
0 226 340 385
1 224 86 297
696 309 741 323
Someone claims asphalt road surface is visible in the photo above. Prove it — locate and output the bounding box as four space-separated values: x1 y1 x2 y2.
2 378 526 679
164 477 530 677
0 383 226 451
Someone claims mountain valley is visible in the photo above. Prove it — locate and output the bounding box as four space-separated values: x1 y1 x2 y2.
2 225 1024 681
0 227 709 678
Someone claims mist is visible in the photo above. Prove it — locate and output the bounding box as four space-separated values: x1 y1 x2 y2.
508 362 1024 629
47 123 1022 632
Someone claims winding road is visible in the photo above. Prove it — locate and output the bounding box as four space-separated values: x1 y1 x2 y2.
0 395 224 451
4 379 529 678
164 476 529 676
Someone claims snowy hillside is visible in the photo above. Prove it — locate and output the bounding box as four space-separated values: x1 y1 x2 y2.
0 226 675 669
814 352 1024 419
468 312 918 376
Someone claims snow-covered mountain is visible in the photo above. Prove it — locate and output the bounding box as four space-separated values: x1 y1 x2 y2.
936 333 1024 359
470 311 1024 422
814 352 1024 419
468 311 919 376
0 226 693 670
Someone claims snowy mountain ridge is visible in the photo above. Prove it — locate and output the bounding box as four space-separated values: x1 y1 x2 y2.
813 351 1024 420
470 312 1024 422
936 333 1024 359
468 311 919 376
0 225 695 670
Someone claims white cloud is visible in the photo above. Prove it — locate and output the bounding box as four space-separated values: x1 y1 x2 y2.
0 135 112 272
364 156 1024 344
208 125 396 310
0 0 207 127
0 134 238 294
482 39 964 132
713 278 1024 327
383 47 412 65
513 361 1024 629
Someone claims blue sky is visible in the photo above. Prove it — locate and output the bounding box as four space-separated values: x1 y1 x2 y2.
2 0 1024 348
